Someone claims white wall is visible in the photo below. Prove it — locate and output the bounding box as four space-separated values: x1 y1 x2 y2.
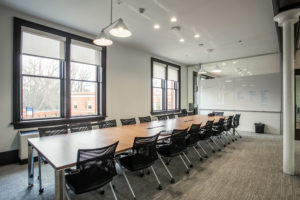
0 5 188 153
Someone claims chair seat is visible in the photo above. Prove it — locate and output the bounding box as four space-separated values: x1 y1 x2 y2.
119 155 156 171
66 166 115 194
157 144 183 157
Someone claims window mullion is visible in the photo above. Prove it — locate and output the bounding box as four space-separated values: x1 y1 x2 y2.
65 37 71 118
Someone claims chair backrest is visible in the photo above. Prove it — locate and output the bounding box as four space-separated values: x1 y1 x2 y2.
168 128 188 154
157 115 168 121
120 118 136 126
187 123 201 144
181 109 188 114
202 120 214 137
177 113 187 118
76 142 119 177
224 116 233 130
38 125 68 137
139 116 151 123
215 118 225 133
213 111 224 116
168 114 175 119
132 134 159 163
233 114 241 128
99 120 117 129
70 122 92 133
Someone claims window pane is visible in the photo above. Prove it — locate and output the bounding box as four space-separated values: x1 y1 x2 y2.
167 89 176 110
22 31 65 60
71 62 97 81
153 88 163 111
71 81 97 116
153 78 162 87
22 76 60 119
167 80 174 89
22 55 60 77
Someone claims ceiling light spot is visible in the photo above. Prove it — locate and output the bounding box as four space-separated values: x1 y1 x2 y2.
170 17 177 22
233 61 237 64
154 24 160 29
179 38 184 42
194 34 200 38
222 62 226 66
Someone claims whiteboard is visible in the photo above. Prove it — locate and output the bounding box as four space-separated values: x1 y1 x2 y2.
199 73 281 112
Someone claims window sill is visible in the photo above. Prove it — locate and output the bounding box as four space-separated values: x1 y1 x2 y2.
13 115 106 129
151 110 181 116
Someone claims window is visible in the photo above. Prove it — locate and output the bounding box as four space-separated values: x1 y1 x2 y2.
151 58 180 114
13 18 106 128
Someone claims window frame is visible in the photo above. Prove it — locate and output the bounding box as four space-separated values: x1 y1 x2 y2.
13 18 106 129
151 57 181 115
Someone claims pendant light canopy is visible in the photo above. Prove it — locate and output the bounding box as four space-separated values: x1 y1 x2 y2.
93 0 132 46
109 18 132 38
93 30 113 46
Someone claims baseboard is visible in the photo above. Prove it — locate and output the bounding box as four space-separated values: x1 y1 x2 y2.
0 150 18 166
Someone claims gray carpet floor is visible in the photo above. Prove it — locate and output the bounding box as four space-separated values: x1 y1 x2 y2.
0 132 300 200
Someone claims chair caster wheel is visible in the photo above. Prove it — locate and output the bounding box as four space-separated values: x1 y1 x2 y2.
39 188 44 194
113 185 116 189
170 178 175 183
223 145 226 147
205 155 208 158
218 149 221 151
100 190 105 195
146 170 150 175
200 158 203 161
190 164 193 168
186 170 190 174
212 150 215 153
158 185 163 190
228 143 230 145
166 162 170 165
239 136 242 138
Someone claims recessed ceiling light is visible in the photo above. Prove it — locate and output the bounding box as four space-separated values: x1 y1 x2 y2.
225 80 232 83
222 62 226 66
153 24 160 29
233 61 237 64
179 38 184 42
170 17 177 22
194 34 200 38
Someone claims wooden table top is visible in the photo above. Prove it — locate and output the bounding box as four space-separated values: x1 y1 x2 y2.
28 115 223 170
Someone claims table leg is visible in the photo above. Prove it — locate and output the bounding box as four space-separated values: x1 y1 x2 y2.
55 169 66 200
28 143 34 188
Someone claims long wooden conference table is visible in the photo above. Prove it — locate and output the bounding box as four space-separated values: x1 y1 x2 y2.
27 114 223 200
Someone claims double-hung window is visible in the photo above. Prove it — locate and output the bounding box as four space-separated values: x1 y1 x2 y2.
13 18 106 128
151 58 180 114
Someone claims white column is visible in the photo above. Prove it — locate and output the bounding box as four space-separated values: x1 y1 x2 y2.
274 9 300 175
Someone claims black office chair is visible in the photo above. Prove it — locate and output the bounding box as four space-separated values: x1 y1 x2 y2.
117 134 162 199
181 109 188 115
212 118 227 148
120 118 136 126
70 122 92 133
185 123 204 161
37 125 68 193
99 120 117 129
198 120 217 154
177 113 187 117
157 128 190 183
233 114 242 138
65 142 119 200
139 116 152 123
157 115 168 121
223 116 237 141
168 114 175 119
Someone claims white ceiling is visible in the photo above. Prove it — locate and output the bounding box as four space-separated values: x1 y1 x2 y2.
0 0 279 65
